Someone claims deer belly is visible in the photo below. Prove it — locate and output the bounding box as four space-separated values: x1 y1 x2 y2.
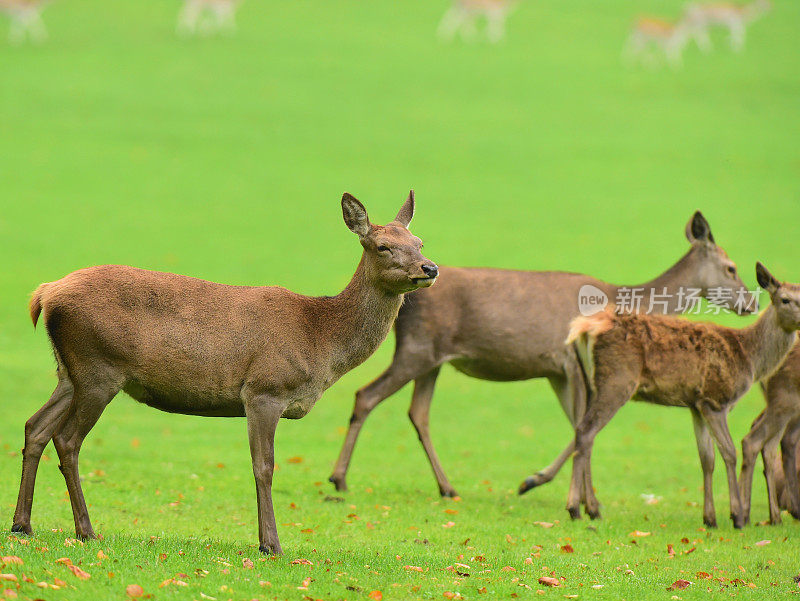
449 355 557 381
123 380 246 417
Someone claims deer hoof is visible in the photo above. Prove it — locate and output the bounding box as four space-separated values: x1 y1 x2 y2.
440 488 459 499
328 475 348 492
518 475 543 495
703 517 717 528
10 523 32 536
587 509 602 520
567 506 582 521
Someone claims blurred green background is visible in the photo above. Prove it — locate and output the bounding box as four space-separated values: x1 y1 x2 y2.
0 1 799 598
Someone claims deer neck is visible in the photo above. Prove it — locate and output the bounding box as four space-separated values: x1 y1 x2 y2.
616 250 698 314
741 306 798 381
323 255 404 376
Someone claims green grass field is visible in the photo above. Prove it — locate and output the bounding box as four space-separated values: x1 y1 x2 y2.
1 1 800 599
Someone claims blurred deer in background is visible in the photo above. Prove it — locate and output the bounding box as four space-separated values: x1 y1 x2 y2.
623 16 694 68
566 263 799 528
1 0 48 44
177 0 240 36
329 212 756 499
739 342 800 525
437 0 518 43
685 0 772 53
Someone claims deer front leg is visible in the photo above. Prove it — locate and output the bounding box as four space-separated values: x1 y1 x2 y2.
700 406 744 529
691 408 717 527
408 368 458 497
329 359 424 492
244 396 285 554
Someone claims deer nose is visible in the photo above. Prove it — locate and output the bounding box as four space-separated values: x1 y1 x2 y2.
422 264 438 278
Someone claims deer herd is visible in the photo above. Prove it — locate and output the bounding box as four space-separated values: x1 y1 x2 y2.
9 192 800 554
1 1 772 56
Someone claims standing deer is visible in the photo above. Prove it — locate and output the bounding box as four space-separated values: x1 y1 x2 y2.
437 0 518 43
177 0 240 36
739 342 800 524
684 1 772 53
329 212 755 499
622 16 694 68
11 192 438 554
1 0 48 44
565 263 798 528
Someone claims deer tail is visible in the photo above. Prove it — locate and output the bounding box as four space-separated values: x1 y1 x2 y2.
29 283 49 328
565 312 615 398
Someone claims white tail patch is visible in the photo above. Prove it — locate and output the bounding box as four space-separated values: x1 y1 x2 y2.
565 311 615 345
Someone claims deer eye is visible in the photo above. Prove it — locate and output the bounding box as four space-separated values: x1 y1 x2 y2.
377 245 391 253
782 298 791 305
727 266 736 276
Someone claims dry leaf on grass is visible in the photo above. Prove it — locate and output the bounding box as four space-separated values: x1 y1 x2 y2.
538 577 559 587
290 558 313 566
533 521 553 529
629 530 651 537
755 540 771 547
67 564 91 580
561 544 574 553
668 580 692 591
242 558 254 569
126 583 145 597
368 591 383 601
0 574 19 582
404 565 424 572
1 557 23 566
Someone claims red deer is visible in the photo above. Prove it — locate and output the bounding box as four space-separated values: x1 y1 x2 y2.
566 263 798 528
0 0 48 44
11 192 437 554
177 0 240 36
328 212 755 499
437 0 519 43
684 1 772 53
739 342 800 524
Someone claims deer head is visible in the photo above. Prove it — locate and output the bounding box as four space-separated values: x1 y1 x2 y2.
757 263 800 332
342 191 438 294
684 211 757 314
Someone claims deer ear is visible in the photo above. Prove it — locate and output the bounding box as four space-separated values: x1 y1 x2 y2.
394 190 415 227
756 262 780 294
685 211 715 244
341 193 371 237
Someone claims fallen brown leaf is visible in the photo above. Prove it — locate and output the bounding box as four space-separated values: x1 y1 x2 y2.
403 565 424 572
67 564 90 580
668 580 692 591
126 583 145 597
755 540 771 547
630 530 651 537
561 544 574 554
1 557 23 566
368 591 383 601
538 577 559 587
290 558 313 566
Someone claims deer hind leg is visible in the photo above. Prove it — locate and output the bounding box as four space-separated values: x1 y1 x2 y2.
567 377 637 520
177 0 202 35
437 7 466 41
780 417 800 520
329 353 435 492
518 359 587 494
485 9 507 43
12 376 74 535
213 3 236 34
762 433 786 525
25 8 47 43
692 407 717 527
699 405 744 528
407 367 458 497
693 24 712 53
51 377 119 540
728 21 745 52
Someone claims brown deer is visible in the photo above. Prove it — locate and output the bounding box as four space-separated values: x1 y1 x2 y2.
684 1 772 53
177 0 240 36
11 192 438 554
1 0 48 44
622 16 695 68
329 212 755 499
739 342 800 524
437 0 519 43
565 263 799 528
